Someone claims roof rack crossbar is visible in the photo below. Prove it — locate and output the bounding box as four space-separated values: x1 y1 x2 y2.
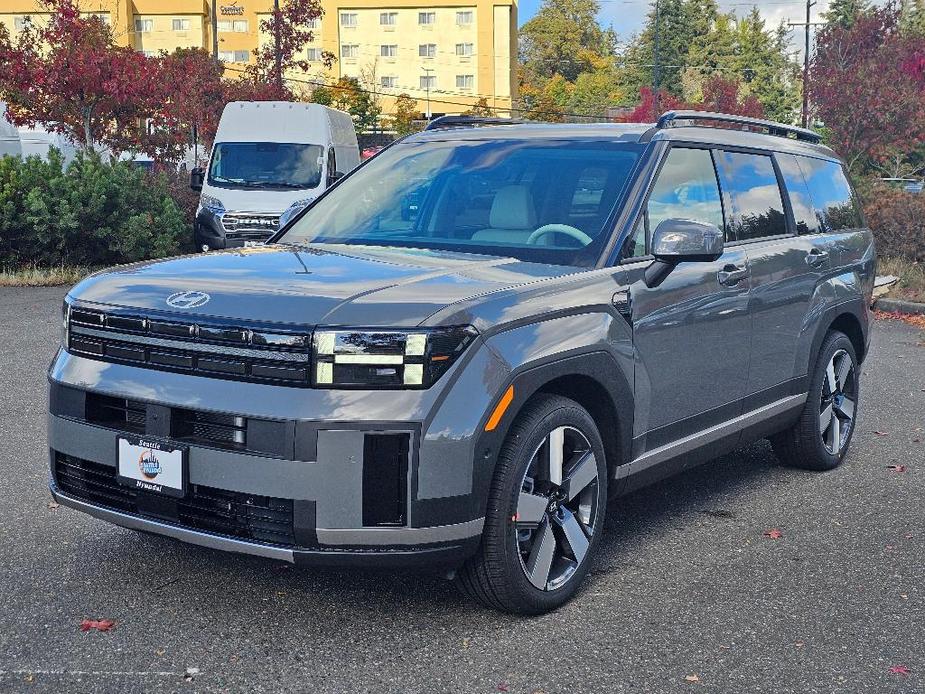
654 110 822 143
424 115 524 131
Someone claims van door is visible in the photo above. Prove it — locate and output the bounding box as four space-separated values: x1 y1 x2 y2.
619 146 751 478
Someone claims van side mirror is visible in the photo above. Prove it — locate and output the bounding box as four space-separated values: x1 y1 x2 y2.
329 170 345 184
644 219 724 288
189 167 204 192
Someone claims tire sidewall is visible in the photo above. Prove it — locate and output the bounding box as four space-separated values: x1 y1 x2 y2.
808 333 860 467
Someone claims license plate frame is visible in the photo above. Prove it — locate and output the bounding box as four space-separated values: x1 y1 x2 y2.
116 435 187 498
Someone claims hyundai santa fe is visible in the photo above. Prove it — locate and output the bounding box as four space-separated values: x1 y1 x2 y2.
49 111 875 614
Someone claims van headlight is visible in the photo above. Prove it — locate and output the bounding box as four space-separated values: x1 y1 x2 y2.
198 194 224 215
313 326 478 388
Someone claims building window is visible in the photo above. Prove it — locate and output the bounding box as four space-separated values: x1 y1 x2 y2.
216 20 231 31
380 12 397 25
307 47 320 61
340 13 357 27
455 43 473 57
218 50 250 63
418 11 436 25
87 12 110 25
380 44 397 58
172 18 190 31
13 15 31 31
232 19 248 32
456 74 474 89
306 17 318 29
134 18 153 33
381 76 398 88
456 11 474 24
418 43 436 58
140 50 158 58
420 75 436 90
341 44 359 59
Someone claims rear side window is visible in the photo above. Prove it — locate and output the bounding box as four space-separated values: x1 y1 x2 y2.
776 153 819 234
715 151 786 241
622 147 724 259
796 156 862 231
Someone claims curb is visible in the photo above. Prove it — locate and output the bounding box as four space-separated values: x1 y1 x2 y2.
873 297 925 316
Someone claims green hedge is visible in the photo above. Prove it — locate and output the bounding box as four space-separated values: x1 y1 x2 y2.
0 150 191 269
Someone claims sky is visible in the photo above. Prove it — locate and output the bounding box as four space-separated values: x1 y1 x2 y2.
516 0 839 56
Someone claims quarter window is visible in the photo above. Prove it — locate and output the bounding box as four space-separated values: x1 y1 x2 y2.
776 153 819 234
715 151 786 241
797 156 862 231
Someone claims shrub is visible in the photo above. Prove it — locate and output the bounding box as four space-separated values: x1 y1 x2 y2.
863 186 925 263
0 150 192 269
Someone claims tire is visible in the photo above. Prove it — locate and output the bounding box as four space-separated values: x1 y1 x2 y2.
455 394 608 615
771 330 860 471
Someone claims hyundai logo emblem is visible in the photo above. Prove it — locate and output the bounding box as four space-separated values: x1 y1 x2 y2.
166 291 211 309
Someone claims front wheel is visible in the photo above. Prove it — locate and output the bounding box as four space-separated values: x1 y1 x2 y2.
455 394 608 614
771 330 860 471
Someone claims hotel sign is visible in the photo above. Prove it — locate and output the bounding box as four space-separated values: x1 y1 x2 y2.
220 4 245 15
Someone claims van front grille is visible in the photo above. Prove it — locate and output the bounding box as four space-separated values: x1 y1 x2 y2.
54 454 296 547
221 213 280 240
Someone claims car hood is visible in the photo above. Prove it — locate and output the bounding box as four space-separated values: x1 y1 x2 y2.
68 244 576 327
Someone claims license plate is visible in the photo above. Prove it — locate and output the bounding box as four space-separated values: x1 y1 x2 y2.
117 436 186 497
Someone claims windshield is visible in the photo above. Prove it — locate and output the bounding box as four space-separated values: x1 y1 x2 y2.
208 142 324 189
278 138 643 266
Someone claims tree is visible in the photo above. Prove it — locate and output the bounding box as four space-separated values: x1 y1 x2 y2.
823 0 871 29
811 4 925 171
520 0 612 82
0 0 162 153
326 77 382 132
698 75 763 117
462 98 494 117
390 93 420 135
901 0 925 35
247 0 333 90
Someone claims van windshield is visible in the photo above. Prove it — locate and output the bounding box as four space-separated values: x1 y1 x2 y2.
208 142 324 189
278 138 643 267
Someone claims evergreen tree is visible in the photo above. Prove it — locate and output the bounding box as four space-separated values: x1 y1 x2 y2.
823 0 871 29
901 0 925 35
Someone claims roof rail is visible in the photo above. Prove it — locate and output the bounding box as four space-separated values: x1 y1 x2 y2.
654 110 822 143
424 115 524 131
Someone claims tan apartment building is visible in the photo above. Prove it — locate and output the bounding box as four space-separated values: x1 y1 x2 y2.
0 0 517 118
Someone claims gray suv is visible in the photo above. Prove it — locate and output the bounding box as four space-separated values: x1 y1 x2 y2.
48 111 875 614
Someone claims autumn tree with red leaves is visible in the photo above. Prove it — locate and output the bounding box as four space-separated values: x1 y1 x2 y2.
622 77 763 123
811 3 925 172
0 0 162 154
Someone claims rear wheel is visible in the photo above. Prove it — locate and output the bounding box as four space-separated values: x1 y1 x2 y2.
455 394 607 614
771 331 859 471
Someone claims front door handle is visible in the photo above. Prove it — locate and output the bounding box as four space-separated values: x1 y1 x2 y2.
717 264 749 286
806 249 830 267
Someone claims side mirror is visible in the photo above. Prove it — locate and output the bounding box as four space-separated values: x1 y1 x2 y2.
329 170 345 184
189 167 204 192
644 219 724 288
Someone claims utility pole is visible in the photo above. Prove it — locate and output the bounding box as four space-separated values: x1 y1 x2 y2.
788 0 823 128
421 67 434 120
274 0 283 90
211 0 218 60
653 0 661 111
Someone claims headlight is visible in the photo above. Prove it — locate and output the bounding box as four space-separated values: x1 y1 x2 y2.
313 326 478 388
279 198 314 227
199 194 224 214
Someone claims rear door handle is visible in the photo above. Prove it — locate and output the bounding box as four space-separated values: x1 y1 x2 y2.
806 249 830 267
717 264 749 286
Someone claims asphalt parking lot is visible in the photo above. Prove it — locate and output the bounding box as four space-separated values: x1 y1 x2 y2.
0 286 922 693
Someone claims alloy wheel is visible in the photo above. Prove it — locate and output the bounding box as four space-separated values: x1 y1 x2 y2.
514 426 601 591
820 348 856 455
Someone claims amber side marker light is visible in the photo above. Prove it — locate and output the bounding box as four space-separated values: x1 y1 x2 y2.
485 385 515 432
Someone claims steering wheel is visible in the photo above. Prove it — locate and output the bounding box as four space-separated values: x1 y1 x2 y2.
526 224 593 247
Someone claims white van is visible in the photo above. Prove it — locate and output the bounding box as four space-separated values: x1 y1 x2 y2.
0 103 22 159
190 101 360 251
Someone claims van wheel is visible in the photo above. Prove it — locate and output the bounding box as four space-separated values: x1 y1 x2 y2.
771 331 859 471
455 394 607 614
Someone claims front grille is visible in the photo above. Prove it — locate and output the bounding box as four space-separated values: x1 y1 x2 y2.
221 213 280 241
67 308 311 387
54 454 296 547
85 394 146 434
173 408 247 449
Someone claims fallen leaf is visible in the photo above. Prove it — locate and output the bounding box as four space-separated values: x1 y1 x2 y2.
874 431 889 437
913 438 921 443
184 667 200 682
795 641 805 647
764 529 783 539
905 533 914 539
155 648 166 656
497 683 510 692
886 545 896 550
685 674 700 683
80 619 115 632
462 637 470 649
23 673 34 684
47 501 59 510
889 665 910 676
901 594 909 600
887 465 907 473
